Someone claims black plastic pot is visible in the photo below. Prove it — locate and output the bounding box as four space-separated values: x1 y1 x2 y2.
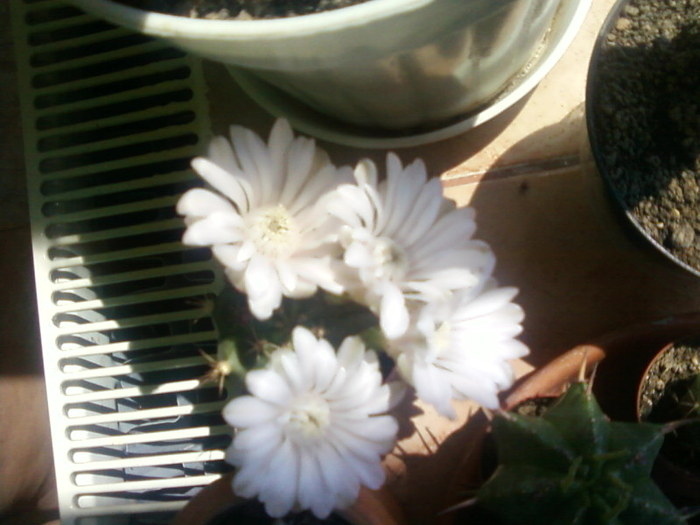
585 0 700 278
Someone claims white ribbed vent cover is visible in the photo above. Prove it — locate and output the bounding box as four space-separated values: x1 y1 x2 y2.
10 1 231 523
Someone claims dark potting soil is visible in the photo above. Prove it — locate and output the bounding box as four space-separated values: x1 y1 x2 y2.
116 0 372 19
512 395 558 418
592 0 700 271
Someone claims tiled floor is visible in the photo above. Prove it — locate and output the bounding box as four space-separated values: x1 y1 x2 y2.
3 0 700 523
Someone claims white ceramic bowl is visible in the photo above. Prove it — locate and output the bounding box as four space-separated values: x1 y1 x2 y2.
68 0 567 131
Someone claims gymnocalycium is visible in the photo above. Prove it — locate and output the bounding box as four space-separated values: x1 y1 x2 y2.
468 382 686 524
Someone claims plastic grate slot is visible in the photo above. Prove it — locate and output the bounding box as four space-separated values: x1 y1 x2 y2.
47 228 186 257
39 133 199 173
25 4 84 25
31 48 187 88
11 0 231 522
37 111 197 152
31 33 155 67
33 67 193 109
50 249 213 281
29 21 123 48
45 180 196 211
41 160 193 195
36 89 194 130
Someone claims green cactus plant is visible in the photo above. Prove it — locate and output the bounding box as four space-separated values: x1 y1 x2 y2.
468 382 686 525
650 372 700 469
673 374 700 462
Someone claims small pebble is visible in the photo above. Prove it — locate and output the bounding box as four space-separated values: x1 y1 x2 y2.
616 17 632 31
669 224 695 249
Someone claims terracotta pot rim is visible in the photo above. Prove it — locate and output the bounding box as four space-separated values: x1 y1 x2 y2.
504 312 700 412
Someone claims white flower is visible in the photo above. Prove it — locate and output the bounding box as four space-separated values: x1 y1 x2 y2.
177 119 351 320
388 283 528 418
223 326 400 519
328 153 496 339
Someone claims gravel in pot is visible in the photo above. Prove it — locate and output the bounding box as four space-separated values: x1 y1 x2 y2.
586 0 700 276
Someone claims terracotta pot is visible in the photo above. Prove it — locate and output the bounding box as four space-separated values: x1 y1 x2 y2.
635 338 700 507
505 311 700 420
172 473 406 525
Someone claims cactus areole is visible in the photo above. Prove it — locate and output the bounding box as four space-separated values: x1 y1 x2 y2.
474 382 685 524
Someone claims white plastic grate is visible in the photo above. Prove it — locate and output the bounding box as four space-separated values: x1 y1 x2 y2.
10 1 231 523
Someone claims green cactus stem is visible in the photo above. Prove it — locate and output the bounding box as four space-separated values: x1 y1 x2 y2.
675 374 700 461
650 373 700 468
472 382 685 525
204 285 382 394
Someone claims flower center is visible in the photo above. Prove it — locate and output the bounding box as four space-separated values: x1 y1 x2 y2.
372 237 409 281
246 204 300 258
285 394 331 443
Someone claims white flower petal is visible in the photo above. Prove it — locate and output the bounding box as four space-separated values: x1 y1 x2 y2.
176 188 234 217
344 241 373 269
354 157 378 187
245 369 292 405
317 441 360 505
287 164 342 217
333 184 376 229
279 136 315 205
344 453 386 490
223 396 279 428
261 439 299 517
268 118 294 184
411 361 456 418
207 134 240 176
380 283 409 339
235 240 256 263
230 125 271 202
233 423 282 451
398 177 444 247
213 246 246 272
223 327 397 518
232 460 266 498
275 259 299 294
292 258 345 295
181 213 243 246
227 431 283 468
245 254 282 319
336 335 366 370
276 349 304 393
330 152 498 338
291 326 319 385
389 285 527 415
298 453 330 517
179 119 347 320
190 157 251 212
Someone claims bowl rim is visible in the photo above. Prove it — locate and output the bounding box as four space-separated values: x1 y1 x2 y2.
66 0 434 39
